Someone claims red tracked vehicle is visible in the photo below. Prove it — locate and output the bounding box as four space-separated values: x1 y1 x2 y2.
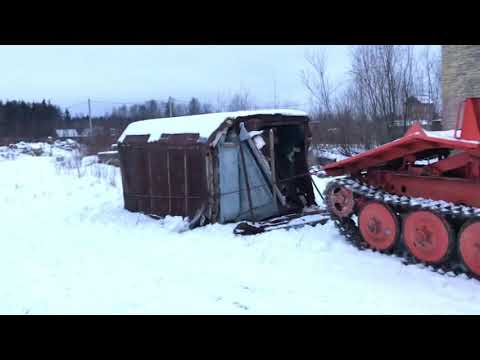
323 98 480 278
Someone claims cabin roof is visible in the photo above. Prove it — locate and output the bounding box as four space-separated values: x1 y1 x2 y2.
117 109 308 144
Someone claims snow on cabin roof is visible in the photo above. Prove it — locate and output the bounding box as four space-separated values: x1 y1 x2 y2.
117 109 308 143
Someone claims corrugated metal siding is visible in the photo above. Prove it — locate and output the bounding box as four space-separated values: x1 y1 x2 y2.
237 141 278 221
216 133 278 223
217 141 240 223
122 145 149 213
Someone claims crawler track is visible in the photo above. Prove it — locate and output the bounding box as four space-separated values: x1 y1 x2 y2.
324 176 480 280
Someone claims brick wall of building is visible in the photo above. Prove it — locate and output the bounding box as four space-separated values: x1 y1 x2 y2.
442 45 480 130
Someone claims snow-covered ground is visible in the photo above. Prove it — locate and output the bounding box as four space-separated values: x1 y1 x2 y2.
1 150 480 314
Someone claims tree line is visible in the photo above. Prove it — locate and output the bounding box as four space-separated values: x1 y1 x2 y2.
109 97 213 121
70 92 258 136
0 100 63 140
0 93 245 143
0 90 261 143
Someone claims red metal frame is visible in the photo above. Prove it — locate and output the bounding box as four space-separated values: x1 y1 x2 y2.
457 98 480 141
366 170 480 207
324 98 480 209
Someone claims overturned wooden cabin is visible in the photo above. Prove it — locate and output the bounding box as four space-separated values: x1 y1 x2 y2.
117 110 316 228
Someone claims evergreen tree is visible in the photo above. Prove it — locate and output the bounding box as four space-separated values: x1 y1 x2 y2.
188 97 202 115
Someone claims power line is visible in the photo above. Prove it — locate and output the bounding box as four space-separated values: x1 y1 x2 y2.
64 98 313 118
90 97 194 105
64 101 88 109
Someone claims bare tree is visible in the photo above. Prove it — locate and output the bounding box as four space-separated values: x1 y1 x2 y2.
398 46 417 133
188 97 202 115
301 50 336 117
228 88 255 111
215 90 231 112
349 45 420 142
303 45 439 150
202 103 214 114
421 46 441 117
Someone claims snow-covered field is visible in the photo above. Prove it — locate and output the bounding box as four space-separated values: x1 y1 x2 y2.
1 148 480 314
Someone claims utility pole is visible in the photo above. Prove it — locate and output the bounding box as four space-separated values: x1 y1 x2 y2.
88 98 93 137
167 97 174 117
273 78 278 108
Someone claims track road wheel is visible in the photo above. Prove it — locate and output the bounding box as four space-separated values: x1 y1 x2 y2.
359 202 399 251
403 210 454 264
458 220 480 278
325 182 354 219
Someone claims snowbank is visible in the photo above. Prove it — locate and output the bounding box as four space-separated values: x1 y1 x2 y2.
0 140 80 161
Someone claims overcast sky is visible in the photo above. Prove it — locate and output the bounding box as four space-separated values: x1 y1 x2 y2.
0 45 440 116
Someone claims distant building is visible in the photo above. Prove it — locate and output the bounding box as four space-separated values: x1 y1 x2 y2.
109 128 119 138
55 129 80 139
405 95 436 123
431 118 443 131
80 127 104 137
392 95 440 130
393 119 429 128
442 45 480 130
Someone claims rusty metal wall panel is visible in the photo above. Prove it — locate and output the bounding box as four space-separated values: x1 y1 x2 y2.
168 149 187 216
120 135 151 213
148 149 170 215
186 147 206 218
120 137 208 220
120 146 147 213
